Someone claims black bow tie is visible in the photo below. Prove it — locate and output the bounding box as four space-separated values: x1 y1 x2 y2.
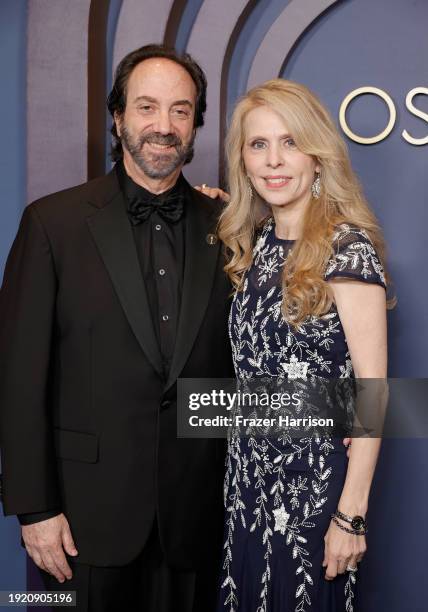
127 191 184 225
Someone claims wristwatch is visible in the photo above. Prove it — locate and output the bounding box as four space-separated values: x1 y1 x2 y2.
334 509 367 532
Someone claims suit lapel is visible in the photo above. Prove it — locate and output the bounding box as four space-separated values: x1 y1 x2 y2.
166 184 221 390
86 172 163 376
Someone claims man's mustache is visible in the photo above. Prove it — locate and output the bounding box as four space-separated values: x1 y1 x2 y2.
139 133 182 148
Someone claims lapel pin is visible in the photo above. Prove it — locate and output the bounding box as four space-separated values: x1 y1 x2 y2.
206 233 218 246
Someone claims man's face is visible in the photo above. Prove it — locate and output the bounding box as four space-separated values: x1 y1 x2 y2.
115 58 197 179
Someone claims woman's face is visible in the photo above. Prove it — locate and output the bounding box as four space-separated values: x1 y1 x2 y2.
242 105 319 211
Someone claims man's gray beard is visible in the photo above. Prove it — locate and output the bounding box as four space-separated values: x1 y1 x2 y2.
120 126 195 179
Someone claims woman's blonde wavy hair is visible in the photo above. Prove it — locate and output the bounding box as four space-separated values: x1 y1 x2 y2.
218 78 394 326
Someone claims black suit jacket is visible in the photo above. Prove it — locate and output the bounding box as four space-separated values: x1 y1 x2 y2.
0 169 234 567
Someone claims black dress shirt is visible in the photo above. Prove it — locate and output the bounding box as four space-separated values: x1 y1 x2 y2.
18 161 187 526
116 160 186 376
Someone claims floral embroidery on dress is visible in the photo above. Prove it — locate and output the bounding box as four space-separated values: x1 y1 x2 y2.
220 218 385 612
273 504 290 534
282 354 310 379
326 225 386 286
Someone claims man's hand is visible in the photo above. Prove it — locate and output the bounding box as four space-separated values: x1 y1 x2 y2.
343 437 351 457
22 513 78 583
194 184 230 202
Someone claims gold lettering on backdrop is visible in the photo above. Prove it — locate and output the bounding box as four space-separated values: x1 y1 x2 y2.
339 87 396 145
402 87 428 146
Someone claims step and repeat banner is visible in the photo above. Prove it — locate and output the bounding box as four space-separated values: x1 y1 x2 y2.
1 0 427 610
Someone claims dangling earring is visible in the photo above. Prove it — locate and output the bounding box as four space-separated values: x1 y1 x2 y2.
247 180 253 199
311 172 321 200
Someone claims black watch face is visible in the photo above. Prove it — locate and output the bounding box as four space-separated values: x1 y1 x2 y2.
351 516 365 530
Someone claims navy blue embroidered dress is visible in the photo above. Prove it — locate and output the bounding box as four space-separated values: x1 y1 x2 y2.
218 219 386 612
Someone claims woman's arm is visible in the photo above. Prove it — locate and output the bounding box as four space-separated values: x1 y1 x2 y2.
323 279 387 580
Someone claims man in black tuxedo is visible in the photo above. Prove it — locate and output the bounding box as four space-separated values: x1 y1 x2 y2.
0 44 233 611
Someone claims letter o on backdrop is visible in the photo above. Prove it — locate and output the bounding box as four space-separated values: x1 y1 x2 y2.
339 86 397 144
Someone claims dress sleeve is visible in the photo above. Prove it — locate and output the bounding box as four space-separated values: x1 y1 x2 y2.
325 224 386 288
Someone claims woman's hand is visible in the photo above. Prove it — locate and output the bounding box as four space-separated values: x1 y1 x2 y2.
322 518 366 580
194 184 230 202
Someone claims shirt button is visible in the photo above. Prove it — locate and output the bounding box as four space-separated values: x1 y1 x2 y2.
155 224 162 231
159 269 165 276
162 314 169 322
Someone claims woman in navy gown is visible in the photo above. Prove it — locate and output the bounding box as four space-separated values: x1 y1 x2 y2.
216 80 392 611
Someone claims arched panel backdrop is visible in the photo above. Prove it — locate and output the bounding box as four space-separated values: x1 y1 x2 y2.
1 1 427 610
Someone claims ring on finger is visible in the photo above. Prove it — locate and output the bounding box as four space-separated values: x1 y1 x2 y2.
201 183 207 189
346 564 358 572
